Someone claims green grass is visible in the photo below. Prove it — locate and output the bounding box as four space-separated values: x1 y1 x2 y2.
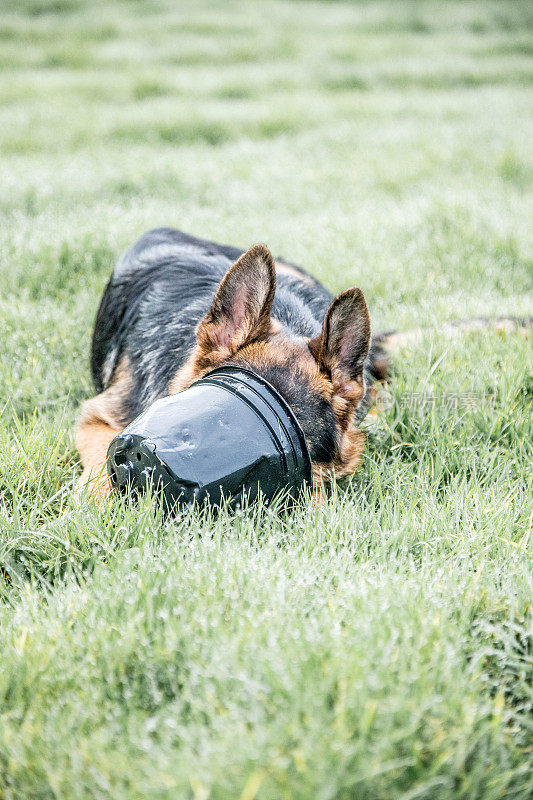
0 1 532 797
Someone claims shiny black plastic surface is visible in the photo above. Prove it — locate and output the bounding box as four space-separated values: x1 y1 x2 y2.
107 366 312 511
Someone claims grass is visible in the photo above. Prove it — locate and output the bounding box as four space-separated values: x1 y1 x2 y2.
0 0 532 797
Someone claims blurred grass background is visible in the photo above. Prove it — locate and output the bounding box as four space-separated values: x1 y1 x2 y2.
0 1 532 798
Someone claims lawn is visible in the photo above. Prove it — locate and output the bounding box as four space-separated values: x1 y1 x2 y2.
0 0 532 798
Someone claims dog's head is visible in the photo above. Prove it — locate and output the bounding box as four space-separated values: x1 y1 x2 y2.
173 244 371 489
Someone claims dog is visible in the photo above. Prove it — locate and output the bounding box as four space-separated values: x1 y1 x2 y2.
76 227 530 499
76 227 389 498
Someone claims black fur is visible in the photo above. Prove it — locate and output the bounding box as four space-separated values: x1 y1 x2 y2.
91 228 384 461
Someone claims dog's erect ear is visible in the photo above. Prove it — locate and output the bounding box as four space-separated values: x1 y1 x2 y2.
308 288 371 399
197 244 276 355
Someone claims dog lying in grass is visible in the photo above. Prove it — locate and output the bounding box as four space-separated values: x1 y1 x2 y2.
76 228 389 498
76 227 529 499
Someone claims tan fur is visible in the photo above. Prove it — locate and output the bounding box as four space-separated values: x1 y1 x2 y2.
75 357 132 498
331 376 365 423
336 426 366 477
169 320 283 395
234 337 333 395
312 427 365 490
167 349 202 395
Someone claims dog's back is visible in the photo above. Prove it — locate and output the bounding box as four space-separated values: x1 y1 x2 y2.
92 229 243 394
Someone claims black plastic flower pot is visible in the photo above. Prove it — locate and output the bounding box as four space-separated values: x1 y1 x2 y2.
106 366 312 512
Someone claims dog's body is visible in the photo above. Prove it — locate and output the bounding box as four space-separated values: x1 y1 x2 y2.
77 228 387 495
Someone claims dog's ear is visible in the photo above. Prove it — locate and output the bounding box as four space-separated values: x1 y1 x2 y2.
308 288 370 399
197 244 275 355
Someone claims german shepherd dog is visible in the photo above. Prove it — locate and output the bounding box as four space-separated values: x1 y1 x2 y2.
76 227 389 497
76 227 529 499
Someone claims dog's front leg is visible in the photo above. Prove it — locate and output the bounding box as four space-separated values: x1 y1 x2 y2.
75 358 133 499
75 392 123 498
